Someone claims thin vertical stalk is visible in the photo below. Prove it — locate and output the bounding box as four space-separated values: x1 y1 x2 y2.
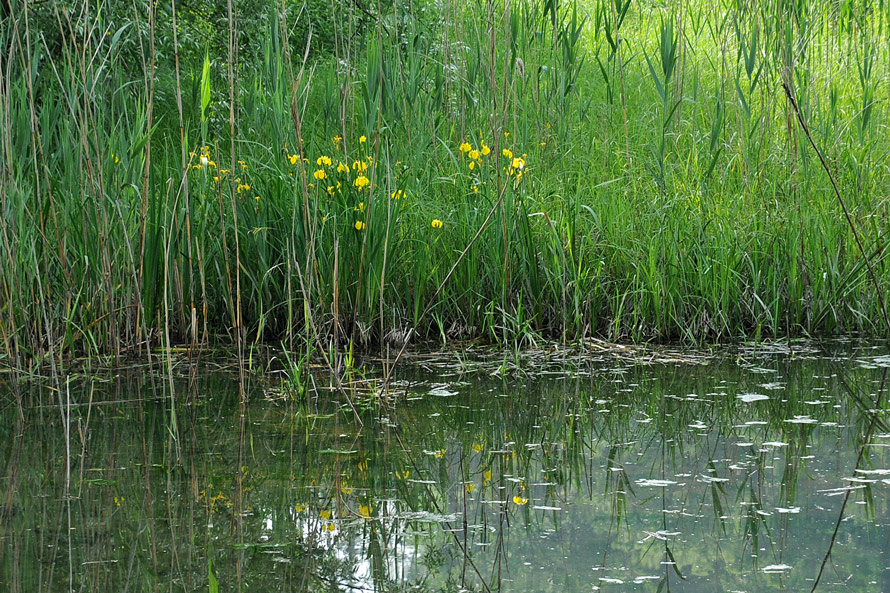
227 0 245 390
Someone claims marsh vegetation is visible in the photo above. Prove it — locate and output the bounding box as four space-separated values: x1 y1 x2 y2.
3 1 890 590
2 0 890 369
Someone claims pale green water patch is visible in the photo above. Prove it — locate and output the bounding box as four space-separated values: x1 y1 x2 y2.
2 341 890 592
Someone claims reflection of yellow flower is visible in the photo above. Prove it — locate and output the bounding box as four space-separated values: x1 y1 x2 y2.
431 219 443 229
324 522 336 532
358 459 368 472
320 509 332 519
354 220 365 231
340 485 354 494
484 469 492 483
395 469 411 480
472 442 484 453
295 504 306 513
114 496 125 506
513 495 528 505
465 483 476 493
359 504 373 518
433 449 445 458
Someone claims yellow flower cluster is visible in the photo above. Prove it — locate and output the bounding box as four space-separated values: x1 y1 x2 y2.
293 143 376 195
198 487 231 513
459 138 491 170
188 146 256 192
317 509 337 532
503 148 527 180
189 145 218 170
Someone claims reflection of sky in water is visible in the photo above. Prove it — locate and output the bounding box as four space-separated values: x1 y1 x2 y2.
3 342 890 592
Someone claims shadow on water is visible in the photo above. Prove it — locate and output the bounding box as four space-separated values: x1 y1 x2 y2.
2 340 890 592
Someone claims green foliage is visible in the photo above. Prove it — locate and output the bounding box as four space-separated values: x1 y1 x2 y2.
3 0 890 362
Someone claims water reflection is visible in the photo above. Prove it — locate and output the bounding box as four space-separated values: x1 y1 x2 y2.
2 342 890 592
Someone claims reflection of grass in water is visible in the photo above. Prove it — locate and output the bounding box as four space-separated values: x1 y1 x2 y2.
3 353 888 591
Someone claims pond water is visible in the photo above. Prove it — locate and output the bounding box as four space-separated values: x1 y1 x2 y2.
2 341 890 592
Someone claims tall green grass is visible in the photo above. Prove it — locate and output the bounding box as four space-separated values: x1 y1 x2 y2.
2 0 890 365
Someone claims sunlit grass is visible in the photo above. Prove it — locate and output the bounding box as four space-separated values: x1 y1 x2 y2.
2 0 890 364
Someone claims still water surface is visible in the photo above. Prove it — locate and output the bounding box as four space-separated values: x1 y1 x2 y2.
2 341 890 592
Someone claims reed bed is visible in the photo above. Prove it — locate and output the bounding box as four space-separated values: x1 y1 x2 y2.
1 0 890 366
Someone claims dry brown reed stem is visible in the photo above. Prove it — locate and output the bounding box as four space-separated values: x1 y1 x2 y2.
228 0 245 394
